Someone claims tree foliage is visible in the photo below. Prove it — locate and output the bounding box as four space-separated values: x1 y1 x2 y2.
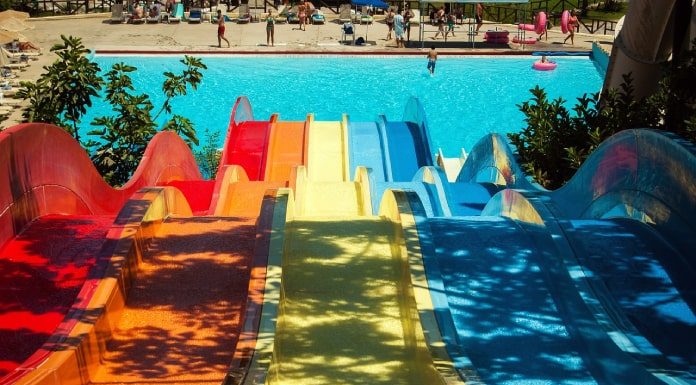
509 40 696 190
85 57 206 186
194 128 222 180
16 35 102 141
18 36 208 186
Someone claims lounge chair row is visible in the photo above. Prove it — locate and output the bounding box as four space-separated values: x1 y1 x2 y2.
0 46 36 114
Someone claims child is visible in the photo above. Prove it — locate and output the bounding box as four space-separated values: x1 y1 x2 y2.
445 12 456 38
427 45 437 75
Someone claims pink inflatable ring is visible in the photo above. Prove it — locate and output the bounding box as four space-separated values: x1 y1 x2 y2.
535 11 547 34
532 60 557 71
513 36 537 45
561 10 570 34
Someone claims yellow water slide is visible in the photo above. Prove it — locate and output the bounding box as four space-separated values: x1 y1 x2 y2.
243 116 463 385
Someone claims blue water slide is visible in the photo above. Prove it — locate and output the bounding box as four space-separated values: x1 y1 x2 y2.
429 216 602 384
347 120 387 182
561 218 696 375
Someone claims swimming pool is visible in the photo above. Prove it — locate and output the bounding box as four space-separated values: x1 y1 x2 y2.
86 55 604 157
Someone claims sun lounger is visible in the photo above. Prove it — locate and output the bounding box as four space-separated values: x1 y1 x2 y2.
110 3 126 23
0 93 21 107
237 4 251 23
187 7 202 23
311 10 325 24
0 50 28 70
338 4 352 23
165 3 183 23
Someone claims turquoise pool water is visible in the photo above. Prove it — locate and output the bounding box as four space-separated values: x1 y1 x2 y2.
87 55 604 156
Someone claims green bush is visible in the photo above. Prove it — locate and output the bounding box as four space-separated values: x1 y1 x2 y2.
509 41 696 189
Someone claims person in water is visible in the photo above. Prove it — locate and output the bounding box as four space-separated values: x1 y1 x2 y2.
427 45 437 74
217 9 230 48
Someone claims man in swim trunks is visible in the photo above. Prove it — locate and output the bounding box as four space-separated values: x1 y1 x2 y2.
427 45 437 74
475 2 483 33
217 9 230 48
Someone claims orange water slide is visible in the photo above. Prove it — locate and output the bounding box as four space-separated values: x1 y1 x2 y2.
0 124 203 383
7 186 285 385
264 119 309 184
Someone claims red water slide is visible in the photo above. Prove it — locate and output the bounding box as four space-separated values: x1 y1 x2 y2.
0 123 202 381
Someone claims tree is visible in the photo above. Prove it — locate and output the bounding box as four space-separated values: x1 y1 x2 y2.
16 35 102 142
86 56 206 186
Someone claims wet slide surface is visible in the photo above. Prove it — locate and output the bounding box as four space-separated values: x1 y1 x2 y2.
563 219 696 371
90 217 255 385
429 217 600 385
0 215 114 376
268 218 444 385
348 121 386 181
384 121 430 182
307 121 344 181
224 121 272 181
265 121 306 183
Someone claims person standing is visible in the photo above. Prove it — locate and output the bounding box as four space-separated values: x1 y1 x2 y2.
427 45 437 74
266 11 275 46
563 10 578 45
217 9 230 48
298 2 306 31
393 9 404 48
445 11 456 38
404 7 414 41
385 8 395 40
475 2 484 33
433 6 445 39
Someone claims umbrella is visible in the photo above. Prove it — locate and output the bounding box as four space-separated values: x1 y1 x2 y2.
0 30 25 45
0 17 33 32
350 0 388 42
0 10 30 21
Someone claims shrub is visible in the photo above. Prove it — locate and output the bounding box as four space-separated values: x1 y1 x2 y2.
509 41 696 189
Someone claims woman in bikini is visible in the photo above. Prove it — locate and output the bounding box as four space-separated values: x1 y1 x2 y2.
298 3 306 31
217 10 230 48
266 11 275 46
385 8 395 40
563 10 578 45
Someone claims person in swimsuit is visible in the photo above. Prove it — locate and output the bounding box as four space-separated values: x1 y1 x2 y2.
266 11 275 46
404 7 414 41
427 45 437 74
445 12 455 38
217 10 230 48
563 10 578 45
298 3 306 31
433 6 445 39
385 8 394 40
475 2 483 33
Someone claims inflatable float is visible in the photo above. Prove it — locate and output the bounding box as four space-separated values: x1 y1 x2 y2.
484 30 509 44
532 60 557 70
513 36 537 44
561 10 570 33
517 11 547 34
